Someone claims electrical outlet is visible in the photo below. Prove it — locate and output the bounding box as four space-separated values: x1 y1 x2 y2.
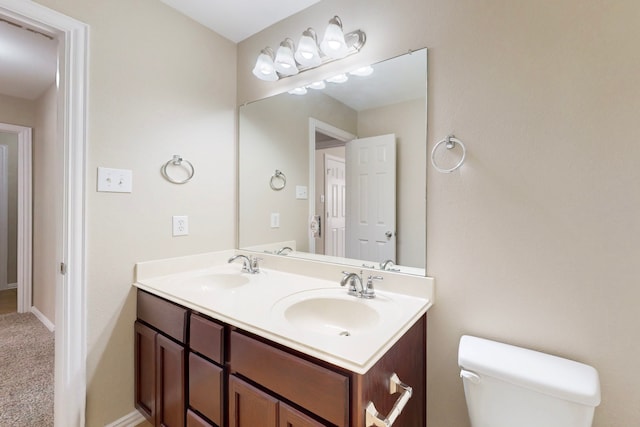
172 215 188 236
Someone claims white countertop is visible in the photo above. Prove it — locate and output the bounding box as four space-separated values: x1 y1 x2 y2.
134 251 434 374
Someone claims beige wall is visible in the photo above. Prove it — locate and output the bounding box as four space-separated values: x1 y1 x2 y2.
33 0 237 425
358 98 426 268
0 94 36 128
239 1 640 426
32 83 58 322
0 132 18 285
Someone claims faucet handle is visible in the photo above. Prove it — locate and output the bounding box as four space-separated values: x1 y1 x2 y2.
363 275 383 298
250 256 262 273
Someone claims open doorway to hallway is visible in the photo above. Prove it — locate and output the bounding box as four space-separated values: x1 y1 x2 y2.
0 1 89 425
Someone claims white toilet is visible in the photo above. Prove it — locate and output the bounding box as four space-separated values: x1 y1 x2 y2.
458 335 601 427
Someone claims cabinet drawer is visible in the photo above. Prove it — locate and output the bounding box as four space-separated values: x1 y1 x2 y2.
230 332 349 427
137 290 187 343
190 313 224 364
189 353 223 426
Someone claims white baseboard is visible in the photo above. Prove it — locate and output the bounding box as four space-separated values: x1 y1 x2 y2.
30 306 55 332
0 282 17 291
105 409 146 427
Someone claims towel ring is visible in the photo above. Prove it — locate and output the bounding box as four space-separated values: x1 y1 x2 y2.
270 170 286 191
431 135 466 173
162 155 195 184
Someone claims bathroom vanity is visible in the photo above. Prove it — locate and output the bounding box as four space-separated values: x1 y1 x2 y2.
133 251 433 427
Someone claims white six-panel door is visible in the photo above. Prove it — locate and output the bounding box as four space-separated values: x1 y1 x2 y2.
346 134 396 264
324 154 346 257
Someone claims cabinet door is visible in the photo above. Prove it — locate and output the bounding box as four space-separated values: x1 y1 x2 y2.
156 334 186 427
186 409 215 427
279 403 328 427
135 321 157 425
229 375 278 427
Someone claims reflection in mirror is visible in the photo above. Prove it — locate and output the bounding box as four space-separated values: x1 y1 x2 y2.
239 49 427 275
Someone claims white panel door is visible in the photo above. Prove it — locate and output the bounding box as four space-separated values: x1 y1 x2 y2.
346 134 396 263
324 154 346 257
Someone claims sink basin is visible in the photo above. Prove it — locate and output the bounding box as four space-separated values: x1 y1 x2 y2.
177 272 250 290
152 271 251 294
271 288 401 337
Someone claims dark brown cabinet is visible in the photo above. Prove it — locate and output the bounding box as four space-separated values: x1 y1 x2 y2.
228 375 278 427
135 291 188 427
135 289 426 427
279 403 327 427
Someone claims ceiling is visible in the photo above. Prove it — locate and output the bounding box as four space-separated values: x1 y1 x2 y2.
159 0 322 43
0 0 321 100
0 18 57 100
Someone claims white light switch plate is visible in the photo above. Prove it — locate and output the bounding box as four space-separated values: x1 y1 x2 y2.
270 213 280 228
173 215 189 236
97 167 132 193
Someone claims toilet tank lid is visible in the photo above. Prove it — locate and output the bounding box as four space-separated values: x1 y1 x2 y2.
458 335 601 407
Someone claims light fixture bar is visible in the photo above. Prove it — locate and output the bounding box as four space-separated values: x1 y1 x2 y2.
252 16 366 82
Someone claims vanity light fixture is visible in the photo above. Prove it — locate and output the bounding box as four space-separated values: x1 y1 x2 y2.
274 38 299 76
288 87 308 95
252 15 366 82
307 81 326 90
252 47 278 81
294 28 321 67
349 65 374 77
326 73 349 83
320 16 349 58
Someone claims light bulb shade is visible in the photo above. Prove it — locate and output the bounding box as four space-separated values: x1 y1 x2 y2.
274 39 299 76
252 48 278 81
326 73 348 83
349 65 374 77
307 80 326 90
288 87 308 95
294 29 321 67
320 16 348 59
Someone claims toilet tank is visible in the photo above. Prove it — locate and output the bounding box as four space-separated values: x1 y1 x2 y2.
458 335 601 427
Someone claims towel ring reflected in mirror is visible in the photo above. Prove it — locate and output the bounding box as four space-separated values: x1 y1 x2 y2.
270 169 286 191
162 154 195 184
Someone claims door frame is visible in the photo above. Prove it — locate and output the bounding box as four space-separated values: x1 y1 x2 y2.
0 144 6 290
0 1 88 426
307 118 355 253
0 124 32 310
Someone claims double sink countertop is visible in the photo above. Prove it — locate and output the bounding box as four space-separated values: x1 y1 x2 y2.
134 250 434 374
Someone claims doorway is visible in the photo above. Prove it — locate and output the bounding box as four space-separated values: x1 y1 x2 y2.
0 1 88 426
307 118 355 255
0 124 32 314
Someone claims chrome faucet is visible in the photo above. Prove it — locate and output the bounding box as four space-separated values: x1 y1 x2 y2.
380 259 395 270
340 271 382 299
276 246 293 255
228 254 261 274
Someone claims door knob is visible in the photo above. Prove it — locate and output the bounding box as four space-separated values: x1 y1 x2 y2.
385 231 393 239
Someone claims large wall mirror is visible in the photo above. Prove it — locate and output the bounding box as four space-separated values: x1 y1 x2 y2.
239 48 427 276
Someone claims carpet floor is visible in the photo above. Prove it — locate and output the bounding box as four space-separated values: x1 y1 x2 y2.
0 312 54 427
